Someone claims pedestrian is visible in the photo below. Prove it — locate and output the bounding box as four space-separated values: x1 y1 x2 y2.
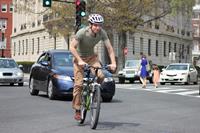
139 54 148 88
152 64 160 88
69 14 116 121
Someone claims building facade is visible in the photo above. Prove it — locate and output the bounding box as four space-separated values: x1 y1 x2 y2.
11 0 193 70
192 0 200 66
0 0 13 57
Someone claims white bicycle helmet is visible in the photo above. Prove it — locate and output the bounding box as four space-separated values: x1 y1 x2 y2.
88 14 104 24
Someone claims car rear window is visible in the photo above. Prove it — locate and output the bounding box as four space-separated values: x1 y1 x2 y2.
53 53 73 67
0 59 18 68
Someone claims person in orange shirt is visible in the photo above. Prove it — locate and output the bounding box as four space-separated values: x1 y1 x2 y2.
152 64 160 88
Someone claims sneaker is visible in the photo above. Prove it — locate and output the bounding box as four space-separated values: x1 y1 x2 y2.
74 110 81 121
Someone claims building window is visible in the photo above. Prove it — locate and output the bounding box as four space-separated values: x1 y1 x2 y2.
140 37 143 54
182 44 185 59
0 19 7 29
14 42 16 56
37 37 40 53
32 38 34 54
18 40 21 55
174 43 176 52
169 42 171 53
164 41 166 57
26 39 28 55
9 4 13 12
132 37 135 55
1 4 7 12
148 39 151 56
156 40 159 56
22 40 24 55
187 45 190 54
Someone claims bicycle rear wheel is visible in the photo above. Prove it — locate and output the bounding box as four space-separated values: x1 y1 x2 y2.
90 84 101 129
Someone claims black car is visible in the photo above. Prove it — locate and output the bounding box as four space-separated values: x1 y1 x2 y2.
29 49 115 102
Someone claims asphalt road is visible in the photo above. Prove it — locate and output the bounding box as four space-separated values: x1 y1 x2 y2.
0 82 200 133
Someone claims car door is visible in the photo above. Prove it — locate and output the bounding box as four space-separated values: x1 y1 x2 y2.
31 53 47 90
189 65 197 82
38 53 52 91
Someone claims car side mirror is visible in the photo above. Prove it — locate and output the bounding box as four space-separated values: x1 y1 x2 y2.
41 61 49 66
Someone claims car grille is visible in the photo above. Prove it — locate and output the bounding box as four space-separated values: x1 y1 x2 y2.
3 73 13 76
166 74 177 77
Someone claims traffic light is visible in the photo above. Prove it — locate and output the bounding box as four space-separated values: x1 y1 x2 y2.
43 0 52 7
75 0 86 27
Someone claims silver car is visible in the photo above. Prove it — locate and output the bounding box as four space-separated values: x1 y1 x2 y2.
0 58 24 86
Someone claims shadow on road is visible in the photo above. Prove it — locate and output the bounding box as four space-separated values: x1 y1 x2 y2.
97 121 140 130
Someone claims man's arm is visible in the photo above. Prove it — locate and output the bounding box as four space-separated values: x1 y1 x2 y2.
104 39 117 72
69 37 86 66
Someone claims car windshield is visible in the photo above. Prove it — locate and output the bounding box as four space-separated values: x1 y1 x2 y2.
53 52 73 67
166 65 188 70
125 60 140 68
0 59 18 68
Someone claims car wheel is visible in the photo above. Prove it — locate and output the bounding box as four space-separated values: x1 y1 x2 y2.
29 77 39 95
194 76 198 85
102 96 113 102
47 80 56 100
185 76 190 85
10 83 14 86
129 79 134 83
119 78 125 84
18 83 24 86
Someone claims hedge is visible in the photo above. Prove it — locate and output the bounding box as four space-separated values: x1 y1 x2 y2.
16 61 35 73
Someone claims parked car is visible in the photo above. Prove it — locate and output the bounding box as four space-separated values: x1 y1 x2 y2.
0 58 24 86
118 59 153 83
29 49 115 102
160 63 198 85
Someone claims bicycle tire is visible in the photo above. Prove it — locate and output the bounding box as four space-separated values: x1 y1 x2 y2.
90 84 101 129
79 87 88 124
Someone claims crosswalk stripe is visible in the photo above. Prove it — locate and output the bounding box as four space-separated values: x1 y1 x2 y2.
176 90 199 95
156 89 188 93
116 84 200 98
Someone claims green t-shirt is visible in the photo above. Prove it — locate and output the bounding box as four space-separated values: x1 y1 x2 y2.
75 26 109 57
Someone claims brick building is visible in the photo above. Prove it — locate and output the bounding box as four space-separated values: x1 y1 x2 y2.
0 0 13 57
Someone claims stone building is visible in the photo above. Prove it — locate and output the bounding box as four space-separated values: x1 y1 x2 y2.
11 0 193 70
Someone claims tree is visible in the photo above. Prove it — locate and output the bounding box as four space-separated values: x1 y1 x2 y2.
14 0 195 66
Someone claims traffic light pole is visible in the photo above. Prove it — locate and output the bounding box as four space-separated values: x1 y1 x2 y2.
52 0 75 4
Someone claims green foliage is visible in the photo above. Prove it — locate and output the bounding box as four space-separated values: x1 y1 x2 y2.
17 61 35 73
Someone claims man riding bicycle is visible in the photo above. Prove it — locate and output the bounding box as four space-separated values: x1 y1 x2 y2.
69 14 116 121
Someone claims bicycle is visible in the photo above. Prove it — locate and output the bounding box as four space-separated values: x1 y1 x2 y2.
78 64 109 129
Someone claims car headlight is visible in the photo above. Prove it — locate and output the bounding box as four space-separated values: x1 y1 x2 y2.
104 77 114 82
53 74 72 81
14 72 23 76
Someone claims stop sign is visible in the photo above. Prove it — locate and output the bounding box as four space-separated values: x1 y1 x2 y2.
124 47 128 55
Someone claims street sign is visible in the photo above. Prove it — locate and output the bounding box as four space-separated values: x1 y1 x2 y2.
124 47 128 56
0 40 6 49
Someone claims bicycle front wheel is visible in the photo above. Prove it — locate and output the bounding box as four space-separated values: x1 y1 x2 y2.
90 84 101 129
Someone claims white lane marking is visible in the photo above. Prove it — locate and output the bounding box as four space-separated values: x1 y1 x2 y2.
176 90 199 95
156 89 188 93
